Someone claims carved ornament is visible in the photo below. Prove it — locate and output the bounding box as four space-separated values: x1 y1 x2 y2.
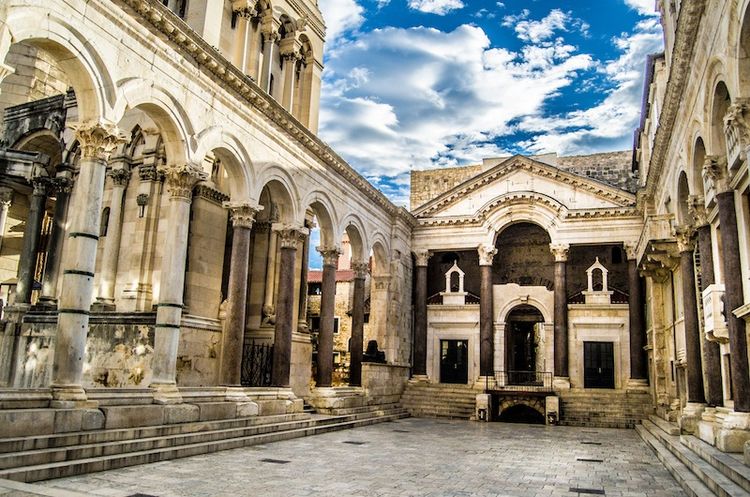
71 121 126 162
352 261 369 279
317 246 342 267
549 243 569 262
0 187 13 206
702 155 729 194
477 244 497 266
414 249 431 267
108 167 131 187
224 201 262 229
30 176 49 197
160 163 208 200
673 225 696 253
273 224 309 249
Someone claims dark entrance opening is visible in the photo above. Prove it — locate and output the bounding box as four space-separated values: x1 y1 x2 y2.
506 305 544 384
440 339 468 384
583 341 615 388
497 404 545 424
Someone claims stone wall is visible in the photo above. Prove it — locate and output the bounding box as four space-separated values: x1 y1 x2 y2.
557 151 635 193
410 164 482 210
362 362 409 404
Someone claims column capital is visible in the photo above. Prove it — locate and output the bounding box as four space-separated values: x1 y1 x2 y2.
108 167 131 187
272 224 309 249
549 243 570 262
139 164 159 182
477 244 497 266
687 195 709 227
703 155 729 193
674 225 696 253
223 201 262 228
71 121 126 162
414 249 431 267
352 261 369 279
0 187 13 206
30 176 50 197
160 163 208 200
624 243 638 261
724 98 750 141
50 176 74 195
317 246 342 267
231 0 258 17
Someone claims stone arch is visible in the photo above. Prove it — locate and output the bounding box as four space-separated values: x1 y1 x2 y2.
300 190 339 248
3 9 115 122
254 164 300 225
114 79 195 167
370 237 390 277
339 213 368 263
675 170 691 225
498 300 552 324
691 135 708 198
497 396 546 422
708 80 733 157
193 127 254 200
737 0 750 98
484 197 561 246
12 129 64 169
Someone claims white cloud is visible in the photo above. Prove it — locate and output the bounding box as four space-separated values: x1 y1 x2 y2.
503 9 589 43
408 0 465 15
319 0 365 45
624 0 658 16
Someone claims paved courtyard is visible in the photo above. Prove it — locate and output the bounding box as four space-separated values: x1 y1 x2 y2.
40 418 685 497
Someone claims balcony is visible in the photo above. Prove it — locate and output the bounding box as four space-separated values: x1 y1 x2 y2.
486 371 553 393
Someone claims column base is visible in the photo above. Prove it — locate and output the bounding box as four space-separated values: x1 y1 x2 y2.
552 376 571 390
32 297 57 310
716 411 750 453
307 386 364 413
625 378 649 393
474 376 494 390
474 393 491 422
697 407 720 446
225 386 251 403
91 298 116 312
50 384 98 409
679 402 705 434
150 382 183 405
410 374 430 383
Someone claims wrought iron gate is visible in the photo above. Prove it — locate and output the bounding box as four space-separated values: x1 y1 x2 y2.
240 341 274 387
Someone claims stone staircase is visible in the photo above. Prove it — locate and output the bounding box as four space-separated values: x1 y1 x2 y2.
400 382 478 419
637 416 750 497
0 405 408 483
558 390 653 428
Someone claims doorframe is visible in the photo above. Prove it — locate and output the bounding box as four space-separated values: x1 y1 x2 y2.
569 320 627 390
582 340 616 389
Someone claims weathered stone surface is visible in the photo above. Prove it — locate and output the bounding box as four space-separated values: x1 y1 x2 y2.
100 405 164 429
81 409 105 431
0 409 54 437
236 402 259 418
164 404 200 424
197 402 237 421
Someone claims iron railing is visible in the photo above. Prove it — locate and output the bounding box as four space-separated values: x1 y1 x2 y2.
486 371 553 392
240 341 274 387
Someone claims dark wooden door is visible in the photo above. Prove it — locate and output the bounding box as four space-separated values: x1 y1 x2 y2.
440 340 469 384
583 341 615 389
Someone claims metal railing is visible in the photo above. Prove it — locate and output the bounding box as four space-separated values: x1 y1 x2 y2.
486 371 553 392
241 341 274 387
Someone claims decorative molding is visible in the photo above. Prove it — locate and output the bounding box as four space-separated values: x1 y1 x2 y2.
71 121 127 162
195 184 230 205
477 244 497 266
674 225 696 253
108 167 131 187
223 201 262 229
160 163 207 200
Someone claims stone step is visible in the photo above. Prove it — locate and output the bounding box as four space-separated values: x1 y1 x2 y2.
321 404 402 415
0 409 409 482
638 420 748 497
649 415 680 435
681 435 750 493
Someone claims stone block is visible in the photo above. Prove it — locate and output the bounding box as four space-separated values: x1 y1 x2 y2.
197 402 236 421
0 409 54 437
745 440 750 466
164 404 200 424
236 402 259 418
287 399 303 413
101 405 164 429
716 427 750 453
53 409 84 433
257 400 287 416
82 409 105 431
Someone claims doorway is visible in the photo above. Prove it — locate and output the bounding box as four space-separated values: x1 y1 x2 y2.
583 341 615 388
505 305 544 385
440 339 468 384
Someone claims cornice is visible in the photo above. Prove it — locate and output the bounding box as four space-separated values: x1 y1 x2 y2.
413 155 636 218
195 184 231 205
642 0 706 204
112 0 398 217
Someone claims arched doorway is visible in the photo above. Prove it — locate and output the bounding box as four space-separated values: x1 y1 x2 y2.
505 305 545 385
497 404 545 424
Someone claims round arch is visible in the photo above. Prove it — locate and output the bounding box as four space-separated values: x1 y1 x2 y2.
193 126 254 200
498 300 552 325
299 190 339 248
708 80 733 157
482 195 562 246
254 164 301 225
339 213 368 262
370 238 390 277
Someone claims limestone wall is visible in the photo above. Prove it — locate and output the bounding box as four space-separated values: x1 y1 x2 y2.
362 362 409 404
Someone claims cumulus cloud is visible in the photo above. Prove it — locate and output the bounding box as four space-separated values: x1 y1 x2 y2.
408 0 465 15
503 8 589 43
624 0 658 16
319 0 365 45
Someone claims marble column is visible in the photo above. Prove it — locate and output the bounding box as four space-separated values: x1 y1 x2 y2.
38 176 73 306
51 121 125 406
550 243 570 381
95 167 131 310
0 187 14 254
478 244 497 377
271 224 307 387
259 26 278 93
297 227 310 331
675 226 706 405
150 163 207 404
413 249 431 378
689 197 723 406
262 226 278 324
15 176 48 304
705 158 750 412
349 261 368 387
625 245 647 382
316 246 341 388
218 202 260 387
280 49 299 111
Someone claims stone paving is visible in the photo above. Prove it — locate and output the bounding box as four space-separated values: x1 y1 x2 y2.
41 418 686 497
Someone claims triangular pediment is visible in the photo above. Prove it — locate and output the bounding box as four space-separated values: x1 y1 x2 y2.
413 155 636 219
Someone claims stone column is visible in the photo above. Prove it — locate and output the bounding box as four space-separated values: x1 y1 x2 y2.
704 158 750 413
38 177 73 306
262 227 278 324
316 246 341 388
271 224 307 387
0 187 14 254
51 121 124 407
413 249 430 379
150 163 207 404
280 47 299 111
550 243 570 384
94 167 131 310
218 202 260 387
297 227 310 331
259 25 278 93
349 261 368 387
625 244 648 384
15 176 48 304
478 244 497 377
689 197 723 406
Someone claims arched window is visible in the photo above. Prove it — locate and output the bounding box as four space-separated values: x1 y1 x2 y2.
100 207 110 237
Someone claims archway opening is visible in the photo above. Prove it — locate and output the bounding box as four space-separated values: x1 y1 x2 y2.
497 404 545 425
494 222 554 290
505 305 545 385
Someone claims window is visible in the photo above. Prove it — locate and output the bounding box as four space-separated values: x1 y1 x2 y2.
333 316 340 334
308 282 322 295
100 207 110 237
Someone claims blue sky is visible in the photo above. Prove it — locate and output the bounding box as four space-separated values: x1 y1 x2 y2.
315 0 664 209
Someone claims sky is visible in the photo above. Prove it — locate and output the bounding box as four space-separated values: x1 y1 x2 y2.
315 0 664 209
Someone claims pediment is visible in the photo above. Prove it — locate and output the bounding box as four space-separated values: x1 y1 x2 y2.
413 155 636 219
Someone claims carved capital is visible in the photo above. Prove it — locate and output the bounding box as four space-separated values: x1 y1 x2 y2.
674 225 696 253
702 155 729 193
352 261 369 279
139 164 159 182
71 121 126 162
623 243 638 261
108 167 131 188
414 249 431 267
273 224 309 249
686 195 708 227
232 0 258 17
549 243 570 262
223 201 262 229
160 163 208 200
30 176 49 197
317 246 342 267
0 187 13 206
477 244 497 266
724 99 750 141
50 176 74 195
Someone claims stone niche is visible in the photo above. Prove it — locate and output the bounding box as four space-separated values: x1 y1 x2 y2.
567 258 630 390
